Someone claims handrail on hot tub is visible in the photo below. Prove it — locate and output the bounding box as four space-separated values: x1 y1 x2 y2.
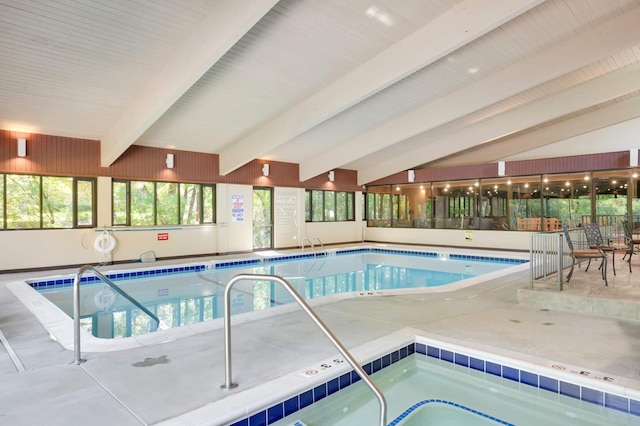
220 273 387 426
73 264 160 365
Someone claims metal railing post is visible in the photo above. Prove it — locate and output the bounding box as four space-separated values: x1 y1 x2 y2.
530 232 566 291
557 234 564 291
73 265 160 365
220 273 387 426
73 272 83 364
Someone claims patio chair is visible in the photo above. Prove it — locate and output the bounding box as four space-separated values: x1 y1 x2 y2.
583 222 631 275
621 218 640 261
562 225 608 286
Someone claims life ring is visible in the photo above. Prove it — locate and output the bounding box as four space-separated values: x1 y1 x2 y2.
94 288 117 311
94 231 116 254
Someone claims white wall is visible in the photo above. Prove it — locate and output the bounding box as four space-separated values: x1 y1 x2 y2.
365 227 530 251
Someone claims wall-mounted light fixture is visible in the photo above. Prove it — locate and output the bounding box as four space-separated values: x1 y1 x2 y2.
262 163 270 176
17 138 26 157
498 161 505 176
408 169 415 182
328 170 335 182
166 153 174 169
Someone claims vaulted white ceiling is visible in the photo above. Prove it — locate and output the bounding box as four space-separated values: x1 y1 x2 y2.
2 0 640 185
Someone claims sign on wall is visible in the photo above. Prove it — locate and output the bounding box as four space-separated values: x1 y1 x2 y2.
231 195 244 222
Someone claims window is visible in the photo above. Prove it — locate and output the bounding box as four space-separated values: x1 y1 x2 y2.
311 190 324 222
542 173 586 230
6 174 40 228
0 174 95 230
306 190 355 222
336 191 354 221
508 176 542 231
0 176 3 229
112 180 215 226
593 170 628 228
156 182 178 225
325 190 336 221
480 178 511 230
392 191 409 225
76 179 95 226
366 186 392 226
180 183 202 224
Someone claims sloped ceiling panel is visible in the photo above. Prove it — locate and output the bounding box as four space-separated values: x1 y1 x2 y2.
2 0 640 185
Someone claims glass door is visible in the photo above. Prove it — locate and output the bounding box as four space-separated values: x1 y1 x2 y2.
253 187 273 250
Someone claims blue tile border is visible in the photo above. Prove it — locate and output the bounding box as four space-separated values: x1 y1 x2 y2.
424 343 638 417
27 248 527 291
387 399 514 426
27 263 210 290
230 341 639 426
229 343 415 426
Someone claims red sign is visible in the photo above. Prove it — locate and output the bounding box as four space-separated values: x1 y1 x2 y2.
157 232 169 241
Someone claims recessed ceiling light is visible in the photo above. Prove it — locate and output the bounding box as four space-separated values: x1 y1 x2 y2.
467 67 479 74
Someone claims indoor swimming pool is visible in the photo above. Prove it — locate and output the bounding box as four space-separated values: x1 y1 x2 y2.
231 338 640 426
26 248 525 340
12 247 526 344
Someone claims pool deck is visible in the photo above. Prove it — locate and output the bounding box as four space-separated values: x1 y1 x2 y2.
1 243 640 425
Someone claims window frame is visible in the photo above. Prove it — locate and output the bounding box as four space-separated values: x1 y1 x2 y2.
112 179 216 227
0 173 96 230
306 189 356 222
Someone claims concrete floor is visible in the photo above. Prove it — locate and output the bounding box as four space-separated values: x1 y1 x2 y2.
1 244 639 425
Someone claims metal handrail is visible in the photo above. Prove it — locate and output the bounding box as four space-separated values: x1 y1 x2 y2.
220 273 387 426
312 237 326 255
301 237 315 256
73 264 160 364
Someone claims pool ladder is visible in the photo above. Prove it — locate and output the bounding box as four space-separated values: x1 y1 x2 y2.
72 264 160 365
301 237 326 257
220 273 387 426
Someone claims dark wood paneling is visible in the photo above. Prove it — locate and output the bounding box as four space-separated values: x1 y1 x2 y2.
302 168 360 192
108 145 219 183
369 164 498 185
0 130 360 189
506 152 629 176
369 152 634 186
422 164 497 182
0 129 101 176
223 159 300 188
3 129 633 189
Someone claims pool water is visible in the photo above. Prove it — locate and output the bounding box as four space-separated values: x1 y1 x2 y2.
33 249 524 338
269 355 637 426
